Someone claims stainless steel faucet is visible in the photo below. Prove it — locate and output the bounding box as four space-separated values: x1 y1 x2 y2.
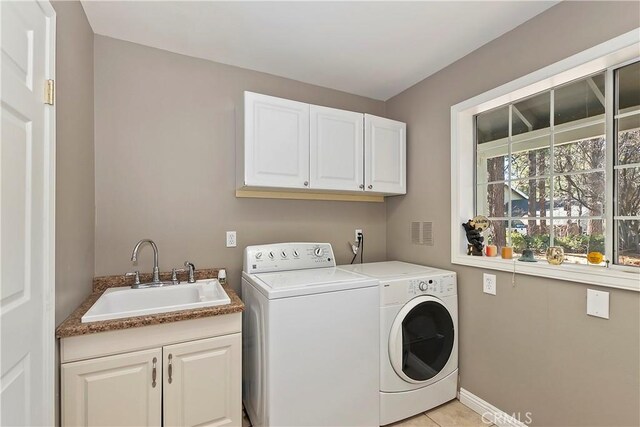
184 261 196 283
131 239 161 284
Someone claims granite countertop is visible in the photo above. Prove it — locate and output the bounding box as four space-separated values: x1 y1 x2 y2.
56 268 244 338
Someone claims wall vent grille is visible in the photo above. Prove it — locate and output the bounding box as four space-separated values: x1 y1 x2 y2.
411 221 434 246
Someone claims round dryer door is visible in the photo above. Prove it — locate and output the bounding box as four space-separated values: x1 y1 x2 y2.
389 296 455 383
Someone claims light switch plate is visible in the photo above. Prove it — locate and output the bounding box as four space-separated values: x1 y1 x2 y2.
483 273 496 295
587 289 609 319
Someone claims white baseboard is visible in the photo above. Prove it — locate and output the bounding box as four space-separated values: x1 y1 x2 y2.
458 388 530 427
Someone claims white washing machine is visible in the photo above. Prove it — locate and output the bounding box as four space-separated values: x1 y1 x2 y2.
242 243 380 427
339 261 458 426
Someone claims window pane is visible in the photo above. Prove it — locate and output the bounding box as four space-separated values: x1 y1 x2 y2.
512 92 551 137
509 178 550 217
616 167 640 217
510 220 550 260
477 182 508 217
477 154 507 184
554 219 605 265
555 73 605 126
485 219 508 248
476 106 509 144
617 62 640 112
510 141 549 179
616 220 640 267
554 171 605 217
616 117 640 165
554 137 605 173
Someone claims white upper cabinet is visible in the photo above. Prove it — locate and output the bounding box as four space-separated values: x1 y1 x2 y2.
243 92 406 196
310 105 364 191
244 92 310 189
364 114 406 194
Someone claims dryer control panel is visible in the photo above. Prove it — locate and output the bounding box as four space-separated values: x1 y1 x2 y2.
243 242 336 274
381 273 456 307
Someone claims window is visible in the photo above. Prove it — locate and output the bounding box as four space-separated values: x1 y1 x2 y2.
451 30 640 291
614 62 640 267
475 71 613 265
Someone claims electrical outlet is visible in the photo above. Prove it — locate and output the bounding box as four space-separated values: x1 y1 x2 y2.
355 229 363 241
226 231 237 248
483 273 496 295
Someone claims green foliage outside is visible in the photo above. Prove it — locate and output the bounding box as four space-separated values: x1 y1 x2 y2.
510 232 605 254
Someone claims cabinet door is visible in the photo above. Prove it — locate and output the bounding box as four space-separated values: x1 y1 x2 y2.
310 105 364 191
163 334 241 427
61 348 162 427
245 92 310 189
364 114 406 194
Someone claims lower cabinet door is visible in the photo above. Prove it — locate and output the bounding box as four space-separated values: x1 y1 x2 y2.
163 334 242 427
61 348 162 426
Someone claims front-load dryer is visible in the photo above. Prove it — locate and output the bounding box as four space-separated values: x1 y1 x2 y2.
339 261 458 425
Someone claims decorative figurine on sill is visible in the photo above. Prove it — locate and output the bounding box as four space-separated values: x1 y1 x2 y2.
462 215 490 256
546 246 565 265
518 236 537 262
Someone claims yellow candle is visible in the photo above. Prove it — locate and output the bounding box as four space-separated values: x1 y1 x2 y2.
501 246 513 259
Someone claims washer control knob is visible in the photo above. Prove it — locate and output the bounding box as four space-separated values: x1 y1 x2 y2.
255 252 263 260
314 247 324 257
419 281 428 291
293 250 299 258
268 251 275 260
281 250 287 258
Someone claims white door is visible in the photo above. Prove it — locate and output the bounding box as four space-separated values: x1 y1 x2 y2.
61 348 162 426
163 334 242 427
244 92 310 189
1 1 56 426
310 105 364 191
364 114 406 194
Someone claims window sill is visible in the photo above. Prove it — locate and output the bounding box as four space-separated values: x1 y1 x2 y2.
451 253 640 292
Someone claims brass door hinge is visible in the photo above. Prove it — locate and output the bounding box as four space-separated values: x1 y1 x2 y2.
44 79 54 105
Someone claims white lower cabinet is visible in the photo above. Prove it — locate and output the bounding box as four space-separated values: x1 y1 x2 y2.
62 348 162 427
163 335 241 427
61 315 242 427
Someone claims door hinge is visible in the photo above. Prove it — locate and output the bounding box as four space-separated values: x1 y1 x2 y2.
44 79 54 105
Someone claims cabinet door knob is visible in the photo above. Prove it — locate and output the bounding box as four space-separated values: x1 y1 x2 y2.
151 357 157 388
368 185 373 190
168 354 173 384
304 181 309 187
359 184 364 189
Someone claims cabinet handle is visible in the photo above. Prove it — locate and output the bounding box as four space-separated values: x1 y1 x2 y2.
303 181 309 187
168 354 173 384
368 184 373 190
151 357 157 388
359 184 364 189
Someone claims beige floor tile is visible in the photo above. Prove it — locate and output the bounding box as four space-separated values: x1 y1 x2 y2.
388 413 439 427
425 399 491 427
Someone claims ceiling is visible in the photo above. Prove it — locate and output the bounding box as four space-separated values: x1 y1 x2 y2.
81 1 558 101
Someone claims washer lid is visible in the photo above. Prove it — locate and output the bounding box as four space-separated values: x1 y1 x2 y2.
251 267 377 299
340 261 448 279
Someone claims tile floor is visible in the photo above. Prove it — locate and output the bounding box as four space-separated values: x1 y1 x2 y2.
390 400 494 427
242 399 494 427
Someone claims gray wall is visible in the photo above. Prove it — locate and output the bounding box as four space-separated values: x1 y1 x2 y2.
53 0 94 326
93 35 387 290
384 2 640 426
52 2 94 425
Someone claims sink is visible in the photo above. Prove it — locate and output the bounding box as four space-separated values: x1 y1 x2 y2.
81 279 231 323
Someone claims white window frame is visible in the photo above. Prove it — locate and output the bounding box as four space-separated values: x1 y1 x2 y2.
451 29 640 292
